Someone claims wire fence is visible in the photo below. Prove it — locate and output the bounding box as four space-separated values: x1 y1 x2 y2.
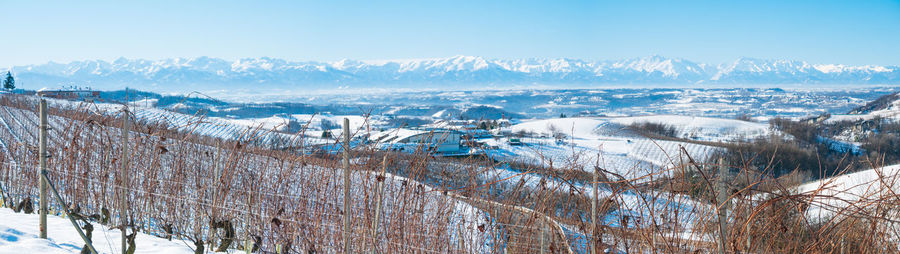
2 94 900 253
0 96 564 254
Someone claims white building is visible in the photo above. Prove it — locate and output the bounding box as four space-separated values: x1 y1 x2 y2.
373 128 462 153
37 87 100 101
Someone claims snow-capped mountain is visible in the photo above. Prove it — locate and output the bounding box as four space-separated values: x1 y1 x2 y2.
11 56 899 92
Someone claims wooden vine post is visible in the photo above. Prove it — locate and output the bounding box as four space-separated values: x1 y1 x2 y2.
370 156 387 252
591 165 599 254
120 107 131 254
342 118 352 254
38 99 48 239
36 98 97 253
716 157 729 254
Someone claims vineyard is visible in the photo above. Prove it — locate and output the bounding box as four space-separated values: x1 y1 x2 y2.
0 95 492 253
1 93 899 253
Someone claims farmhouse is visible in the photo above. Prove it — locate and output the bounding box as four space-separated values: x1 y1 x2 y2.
373 128 462 153
37 87 100 101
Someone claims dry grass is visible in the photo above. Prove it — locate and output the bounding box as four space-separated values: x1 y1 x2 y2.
0 94 898 253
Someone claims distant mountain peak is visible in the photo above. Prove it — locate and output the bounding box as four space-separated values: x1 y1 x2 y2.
11 56 899 92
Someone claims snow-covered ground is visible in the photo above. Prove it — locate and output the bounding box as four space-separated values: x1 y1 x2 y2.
796 164 900 220
8 88 899 252
0 208 193 254
488 117 722 179
607 115 772 142
825 97 900 124
784 163 900 247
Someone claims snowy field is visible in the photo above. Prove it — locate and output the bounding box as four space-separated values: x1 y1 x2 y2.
487 117 725 179
607 115 772 142
0 209 192 254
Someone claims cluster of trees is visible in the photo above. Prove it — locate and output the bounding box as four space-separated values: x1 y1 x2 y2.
627 122 678 138
717 135 852 179
476 119 504 130
811 114 900 164
769 117 819 143
718 115 900 181
546 123 567 140
856 117 900 163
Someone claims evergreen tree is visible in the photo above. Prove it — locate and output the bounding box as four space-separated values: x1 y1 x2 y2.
2 71 13 90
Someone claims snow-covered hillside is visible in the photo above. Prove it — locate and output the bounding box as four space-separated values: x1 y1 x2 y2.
818 92 900 146
492 117 723 179
13 56 900 92
797 164 900 220
826 94 900 123
608 115 772 142
789 164 900 248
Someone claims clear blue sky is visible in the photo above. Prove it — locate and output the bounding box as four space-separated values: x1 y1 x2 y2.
1 0 899 67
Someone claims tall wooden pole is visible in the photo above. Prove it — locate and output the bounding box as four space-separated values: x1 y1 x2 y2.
371 156 387 252
120 108 130 254
342 118 352 254
716 158 728 254
245 185 253 254
38 99 48 239
591 166 598 254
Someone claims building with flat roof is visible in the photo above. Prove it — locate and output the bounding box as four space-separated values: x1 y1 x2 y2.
372 128 462 153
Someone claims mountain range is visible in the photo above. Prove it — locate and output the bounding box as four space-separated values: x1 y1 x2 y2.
10 56 899 92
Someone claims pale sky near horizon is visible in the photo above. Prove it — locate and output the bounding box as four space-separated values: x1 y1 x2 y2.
1 0 899 67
